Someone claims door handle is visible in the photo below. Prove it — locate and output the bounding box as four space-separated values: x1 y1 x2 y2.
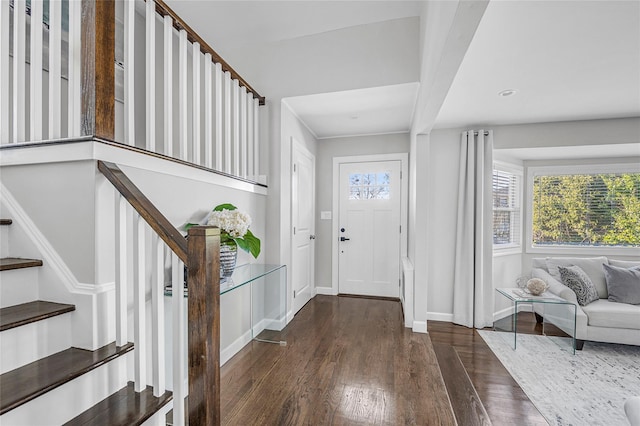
309 235 316 240
340 236 350 242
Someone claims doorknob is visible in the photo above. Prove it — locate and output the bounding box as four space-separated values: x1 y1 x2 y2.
309 235 316 240
340 236 350 242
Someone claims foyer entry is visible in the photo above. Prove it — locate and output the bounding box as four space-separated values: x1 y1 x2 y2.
334 155 407 298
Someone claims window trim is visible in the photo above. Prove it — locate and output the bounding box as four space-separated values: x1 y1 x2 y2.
525 163 640 255
493 161 523 255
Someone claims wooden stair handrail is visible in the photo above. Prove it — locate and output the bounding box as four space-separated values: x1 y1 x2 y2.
150 0 266 106
97 160 188 263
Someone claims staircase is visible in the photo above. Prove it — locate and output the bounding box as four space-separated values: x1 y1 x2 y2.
0 218 172 425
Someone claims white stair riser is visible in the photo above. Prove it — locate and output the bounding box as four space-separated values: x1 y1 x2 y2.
0 350 131 426
0 313 73 374
141 400 173 426
0 225 9 258
0 268 39 308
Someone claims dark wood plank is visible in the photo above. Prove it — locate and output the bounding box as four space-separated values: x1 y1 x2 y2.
187 226 220 425
338 293 400 302
428 317 548 425
81 0 115 139
0 301 75 331
64 382 172 426
221 296 456 425
0 219 12 225
0 342 133 414
0 257 43 271
433 343 491 426
150 0 265 105
98 161 188 263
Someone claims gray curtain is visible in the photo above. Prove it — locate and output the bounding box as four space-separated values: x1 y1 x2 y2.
452 130 494 328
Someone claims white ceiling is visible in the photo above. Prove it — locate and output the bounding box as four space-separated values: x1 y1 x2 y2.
434 0 640 129
167 1 640 140
284 83 419 139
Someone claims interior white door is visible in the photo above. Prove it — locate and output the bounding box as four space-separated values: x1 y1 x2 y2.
291 139 315 314
338 160 401 298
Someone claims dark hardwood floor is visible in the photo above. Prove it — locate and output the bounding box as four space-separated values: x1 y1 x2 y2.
429 314 550 426
220 295 456 425
220 297 549 425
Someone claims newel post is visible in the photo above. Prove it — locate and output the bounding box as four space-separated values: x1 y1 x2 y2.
187 226 221 425
81 0 115 139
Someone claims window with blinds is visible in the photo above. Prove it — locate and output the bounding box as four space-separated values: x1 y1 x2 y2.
532 172 640 247
493 168 521 248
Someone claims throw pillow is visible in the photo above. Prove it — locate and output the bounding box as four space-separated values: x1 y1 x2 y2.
558 265 600 306
603 264 640 305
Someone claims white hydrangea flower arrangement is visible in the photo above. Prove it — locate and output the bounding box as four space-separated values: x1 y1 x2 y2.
186 203 260 258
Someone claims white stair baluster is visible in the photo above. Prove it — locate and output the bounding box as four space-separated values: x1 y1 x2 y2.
240 86 247 179
232 79 240 176
223 71 232 173
204 54 213 169
124 0 135 146
214 63 223 171
0 0 9 143
30 0 44 141
115 194 128 347
247 91 254 180
192 43 201 165
146 0 156 152
48 0 62 139
179 30 188 161
68 0 81 137
134 215 147 391
152 235 166 397
254 98 260 177
163 15 173 156
13 0 26 142
172 253 186 426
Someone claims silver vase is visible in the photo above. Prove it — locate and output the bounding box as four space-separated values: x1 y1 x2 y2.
220 241 238 279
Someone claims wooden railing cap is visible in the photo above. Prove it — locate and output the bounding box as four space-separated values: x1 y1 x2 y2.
188 226 221 237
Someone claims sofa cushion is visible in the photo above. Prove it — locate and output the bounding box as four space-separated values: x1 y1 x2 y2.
558 265 600 306
581 299 640 330
610 259 640 268
546 257 609 299
603 264 640 305
532 258 548 270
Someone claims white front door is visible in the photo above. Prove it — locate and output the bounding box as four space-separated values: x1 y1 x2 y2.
338 160 401 298
291 138 315 314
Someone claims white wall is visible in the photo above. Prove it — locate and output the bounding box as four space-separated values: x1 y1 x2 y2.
314 132 410 290
421 117 640 320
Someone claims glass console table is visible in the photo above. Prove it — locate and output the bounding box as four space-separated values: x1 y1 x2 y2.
494 288 577 355
166 263 287 345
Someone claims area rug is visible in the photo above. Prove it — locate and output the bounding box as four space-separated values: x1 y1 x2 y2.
477 330 640 426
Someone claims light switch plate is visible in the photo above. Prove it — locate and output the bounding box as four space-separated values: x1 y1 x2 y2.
320 211 332 220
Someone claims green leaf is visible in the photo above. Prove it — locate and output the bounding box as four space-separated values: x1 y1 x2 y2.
213 203 237 212
243 229 261 258
184 223 199 231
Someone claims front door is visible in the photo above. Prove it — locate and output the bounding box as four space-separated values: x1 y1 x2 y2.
291 139 315 314
338 160 401 298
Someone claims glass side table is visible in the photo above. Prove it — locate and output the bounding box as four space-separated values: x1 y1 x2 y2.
494 288 577 355
166 263 287 345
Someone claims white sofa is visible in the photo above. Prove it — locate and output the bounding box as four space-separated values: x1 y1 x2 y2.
531 256 640 349
627 396 640 426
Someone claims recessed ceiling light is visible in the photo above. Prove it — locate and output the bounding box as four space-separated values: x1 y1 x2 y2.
498 89 517 97
350 115 359 120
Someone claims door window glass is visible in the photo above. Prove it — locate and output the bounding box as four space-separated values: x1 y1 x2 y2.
349 172 390 200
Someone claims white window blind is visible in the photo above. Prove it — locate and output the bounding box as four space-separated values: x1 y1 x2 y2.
532 172 640 247
493 168 521 248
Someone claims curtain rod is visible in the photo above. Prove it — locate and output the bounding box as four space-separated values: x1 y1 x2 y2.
473 131 490 136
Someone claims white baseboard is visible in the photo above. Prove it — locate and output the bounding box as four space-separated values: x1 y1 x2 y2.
314 286 335 296
493 306 516 321
427 312 454 322
220 329 252 366
412 321 427 334
286 310 294 324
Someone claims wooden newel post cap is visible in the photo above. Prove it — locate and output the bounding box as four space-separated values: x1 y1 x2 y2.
187 226 220 237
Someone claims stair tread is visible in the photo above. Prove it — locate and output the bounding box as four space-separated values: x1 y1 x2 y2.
0 219 12 225
0 257 43 271
0 342 134 415
0 300 76 331
64 382 172 426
